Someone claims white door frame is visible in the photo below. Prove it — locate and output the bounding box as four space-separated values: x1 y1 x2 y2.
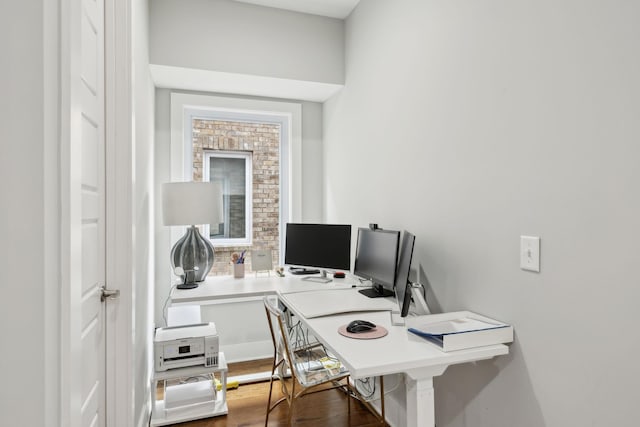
105 0 135 426
58 0 88 425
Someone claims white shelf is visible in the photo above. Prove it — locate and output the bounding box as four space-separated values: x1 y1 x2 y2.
151 352 228 426
150 398 228 426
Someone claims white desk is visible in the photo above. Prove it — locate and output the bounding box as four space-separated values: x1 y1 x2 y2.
171 275 509 426
278 288 509 427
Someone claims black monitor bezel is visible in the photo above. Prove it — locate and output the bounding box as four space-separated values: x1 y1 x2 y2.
284 223 352 271
395 231 416 317
353 227 400 294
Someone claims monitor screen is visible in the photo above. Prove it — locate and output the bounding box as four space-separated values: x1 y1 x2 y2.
284 223 351 271
395 231 416 317
354 227 400 298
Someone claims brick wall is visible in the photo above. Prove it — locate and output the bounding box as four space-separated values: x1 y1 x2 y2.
192 119 280 275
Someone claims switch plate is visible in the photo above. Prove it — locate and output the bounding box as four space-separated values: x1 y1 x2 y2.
520 236 540 272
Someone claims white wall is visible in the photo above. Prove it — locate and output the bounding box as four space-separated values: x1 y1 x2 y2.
132 0 155 425
0 1 51 425
149 0 344 85
324 1 640 426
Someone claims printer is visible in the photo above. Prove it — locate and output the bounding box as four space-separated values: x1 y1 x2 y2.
154 322 219 371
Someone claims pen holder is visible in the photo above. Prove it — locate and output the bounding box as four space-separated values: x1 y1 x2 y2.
233 263 245 279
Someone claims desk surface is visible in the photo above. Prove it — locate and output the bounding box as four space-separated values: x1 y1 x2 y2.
278 289 508 379
171 275 508 378
171 273 360 304
172 276 509 370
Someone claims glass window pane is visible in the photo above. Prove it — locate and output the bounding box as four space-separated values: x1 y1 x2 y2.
209 156 246 240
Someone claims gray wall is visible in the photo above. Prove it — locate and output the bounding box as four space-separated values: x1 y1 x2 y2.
154 88 172 328
0 1 48 425
153 89 324 326
149 0 344 84
324 1 640 426
132 0 156 425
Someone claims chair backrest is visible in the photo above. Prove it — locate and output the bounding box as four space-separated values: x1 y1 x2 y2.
263 296 296 374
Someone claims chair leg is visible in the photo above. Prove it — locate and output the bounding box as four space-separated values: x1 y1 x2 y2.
265 368 276 427
287 381 297 425
379 375 386 426
346 378 351 424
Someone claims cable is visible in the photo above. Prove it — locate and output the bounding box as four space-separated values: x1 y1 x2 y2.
180 374 212 384
355 374 403 402
418 282 427 299
381 373 403 397
355 377 376 399
162 284 178 326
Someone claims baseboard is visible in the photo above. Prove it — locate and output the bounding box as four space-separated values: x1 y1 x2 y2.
137 398 151 427
222 340 273 363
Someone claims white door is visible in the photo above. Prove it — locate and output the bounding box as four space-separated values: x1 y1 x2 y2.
63 0 108 425
80 0 107 424
80 0 108 424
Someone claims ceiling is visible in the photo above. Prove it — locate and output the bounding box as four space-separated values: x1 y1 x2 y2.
232 0 360 19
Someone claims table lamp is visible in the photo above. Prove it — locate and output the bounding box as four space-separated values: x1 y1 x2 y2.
162 182 223 289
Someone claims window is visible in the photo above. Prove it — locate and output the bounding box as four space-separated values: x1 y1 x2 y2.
203 151 252 245
171 93 302 275
188 113 283 274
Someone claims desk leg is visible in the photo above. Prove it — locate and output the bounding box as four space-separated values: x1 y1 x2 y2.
405 377 435 427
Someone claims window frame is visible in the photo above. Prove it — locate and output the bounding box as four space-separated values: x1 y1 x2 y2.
203 150 253 246
170 93 302 266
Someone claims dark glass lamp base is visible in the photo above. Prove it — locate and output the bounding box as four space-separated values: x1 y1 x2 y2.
176 282 199 290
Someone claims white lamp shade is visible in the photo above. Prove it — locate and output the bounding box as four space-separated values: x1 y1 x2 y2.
162 182 223 226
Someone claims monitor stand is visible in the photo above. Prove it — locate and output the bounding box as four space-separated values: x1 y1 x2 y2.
289 267 320 275
302 269 332 283
390 310 405 326
409 283 430 315
358 284 394 298
390 283 431 326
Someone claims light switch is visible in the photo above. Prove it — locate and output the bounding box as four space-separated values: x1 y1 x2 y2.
520 236 540 272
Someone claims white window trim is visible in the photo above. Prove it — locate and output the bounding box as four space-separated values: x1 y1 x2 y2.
203 150 253 246
170 92 302 265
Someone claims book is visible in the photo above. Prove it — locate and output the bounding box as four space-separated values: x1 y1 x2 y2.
407 311 513 352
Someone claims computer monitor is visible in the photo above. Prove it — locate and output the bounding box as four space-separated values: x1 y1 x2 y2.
354 227 400 298
284 223 351 280
395 231 416 317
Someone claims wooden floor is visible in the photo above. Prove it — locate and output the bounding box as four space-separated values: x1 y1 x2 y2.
166 359 383 427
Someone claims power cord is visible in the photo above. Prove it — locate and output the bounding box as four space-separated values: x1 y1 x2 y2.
162 284 178 326
355 373 403 402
